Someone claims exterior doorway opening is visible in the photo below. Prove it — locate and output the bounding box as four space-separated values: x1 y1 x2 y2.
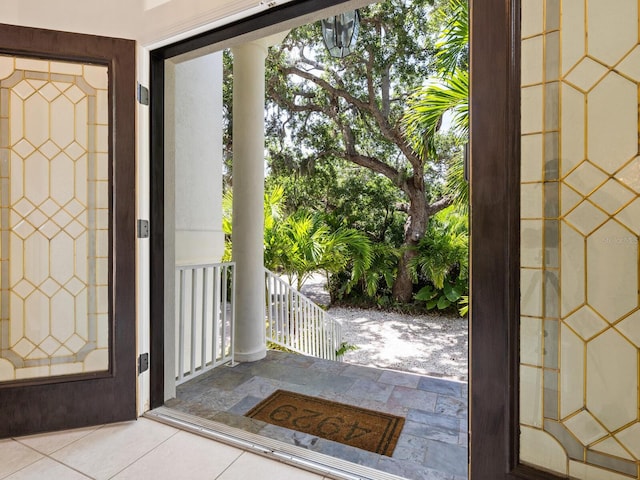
150 1 469 479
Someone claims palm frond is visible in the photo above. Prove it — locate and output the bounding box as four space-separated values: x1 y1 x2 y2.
403 71 468 159
445 153 469 213
435 0 469 75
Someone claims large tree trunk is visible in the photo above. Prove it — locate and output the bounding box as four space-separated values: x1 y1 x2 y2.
392 181 428 302
393 247 418 303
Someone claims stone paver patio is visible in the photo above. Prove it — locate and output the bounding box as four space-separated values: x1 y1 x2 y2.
166 350 468 480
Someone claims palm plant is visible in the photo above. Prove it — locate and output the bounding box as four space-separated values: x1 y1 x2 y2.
410 207 468 312
323 226 374 293
410 208 468 287
357 243 400 299
222 185 287 263
273 212 374 291
273 212 330 290
401 0 470 315
403 0 469 212
224 185 373 292
221 189 233 261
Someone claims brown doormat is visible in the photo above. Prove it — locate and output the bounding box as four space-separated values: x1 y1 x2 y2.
245 390 405 456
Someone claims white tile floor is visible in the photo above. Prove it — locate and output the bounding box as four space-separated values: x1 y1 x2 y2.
0 418 328 480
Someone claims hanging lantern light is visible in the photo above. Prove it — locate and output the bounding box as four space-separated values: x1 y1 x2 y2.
321 10 360 58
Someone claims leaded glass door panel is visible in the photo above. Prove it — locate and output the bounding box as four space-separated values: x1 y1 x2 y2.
1 57 110 382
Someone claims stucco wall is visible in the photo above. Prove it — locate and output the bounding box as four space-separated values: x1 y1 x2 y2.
173 53 225 265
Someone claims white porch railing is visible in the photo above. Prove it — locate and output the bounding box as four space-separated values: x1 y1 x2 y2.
265 269 343 361
175 262 235 385
175 263 342 385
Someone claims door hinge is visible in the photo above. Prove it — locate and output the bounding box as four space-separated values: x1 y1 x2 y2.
138 353 149 375
137 83 149 105
137 219 149 238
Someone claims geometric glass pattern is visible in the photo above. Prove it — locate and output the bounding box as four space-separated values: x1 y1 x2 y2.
520 0 640 478
0 55 109 382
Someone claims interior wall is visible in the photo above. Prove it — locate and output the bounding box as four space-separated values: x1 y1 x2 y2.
0 0 290 46
519 0 640 478
0 0 139 39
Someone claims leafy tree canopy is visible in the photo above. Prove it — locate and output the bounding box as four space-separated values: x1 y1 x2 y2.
263 0 465 302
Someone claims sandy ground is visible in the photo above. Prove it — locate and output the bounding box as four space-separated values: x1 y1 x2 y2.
299 274 469 381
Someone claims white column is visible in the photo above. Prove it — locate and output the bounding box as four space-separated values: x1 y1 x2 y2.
231 40 269 362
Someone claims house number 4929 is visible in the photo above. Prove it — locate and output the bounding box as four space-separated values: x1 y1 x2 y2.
268 404 372 440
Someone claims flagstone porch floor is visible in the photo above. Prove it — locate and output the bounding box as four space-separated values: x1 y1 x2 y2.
165 350 468 480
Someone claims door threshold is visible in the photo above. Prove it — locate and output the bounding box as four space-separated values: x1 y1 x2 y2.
145 406 407 480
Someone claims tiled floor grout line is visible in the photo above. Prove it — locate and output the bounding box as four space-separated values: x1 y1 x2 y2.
12 423 104 454
104 426 183 479
212 451 249 480
44 454 96 480
0 440 42 480
4 439 97 480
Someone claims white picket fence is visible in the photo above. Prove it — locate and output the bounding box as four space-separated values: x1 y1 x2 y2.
175 262 235 385
264 269 343 361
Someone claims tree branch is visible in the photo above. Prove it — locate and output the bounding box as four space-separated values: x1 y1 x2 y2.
282 64 423 170
365 47 376 105
268 86 328 115
396 195 453 217
298 52 346 90
269 70 407 192
381 63 391 117
425 196 454 216
339 121 405 189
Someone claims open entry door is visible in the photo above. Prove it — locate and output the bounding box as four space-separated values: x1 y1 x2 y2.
0 24 136 437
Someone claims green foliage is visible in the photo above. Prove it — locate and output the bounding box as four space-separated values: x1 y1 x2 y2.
222 0 471 310
433 0 469 76
335 341 359 358
269 212 373 290
444 148 468 213
458 295 469 317
265 0 453 182
411 207 468 314
329 242 400 306
225 184 373 291
403 0 469 212
404 71 468 157
263 0 468 301
267 159 407 245
269 339 357 359
410 207 467 288
414 277 466 311
267 342 296 354
221 189 233 261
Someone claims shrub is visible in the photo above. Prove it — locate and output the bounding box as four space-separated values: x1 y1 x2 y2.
410 207 468 315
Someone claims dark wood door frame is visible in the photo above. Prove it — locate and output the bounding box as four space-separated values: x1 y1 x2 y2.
469 2 564 477
150 1 564 478
0 24 137 438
